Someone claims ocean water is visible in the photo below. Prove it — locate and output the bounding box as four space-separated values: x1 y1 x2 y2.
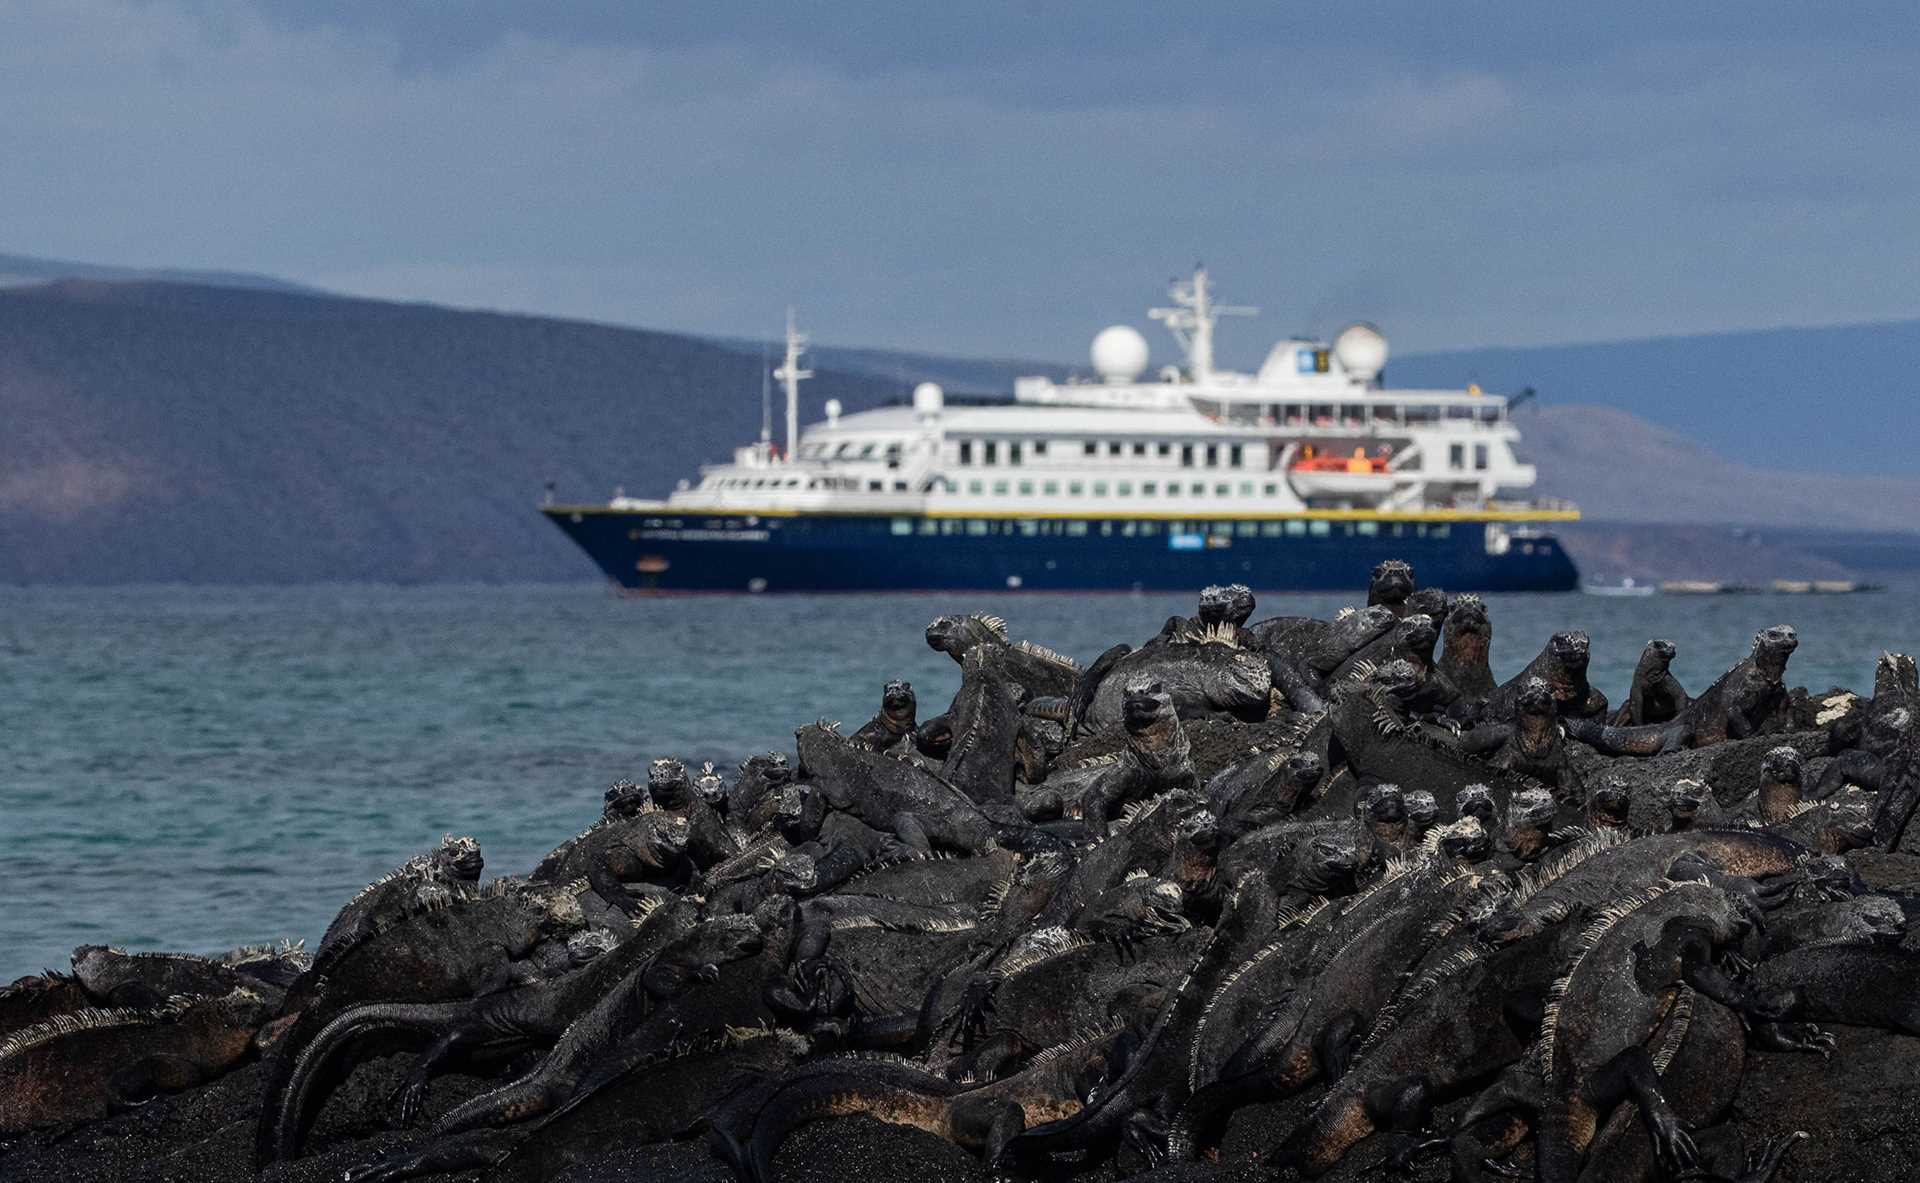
3 581 1915 983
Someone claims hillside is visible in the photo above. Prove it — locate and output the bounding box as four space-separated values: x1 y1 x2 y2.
0 279 1913 584
0 252 316 296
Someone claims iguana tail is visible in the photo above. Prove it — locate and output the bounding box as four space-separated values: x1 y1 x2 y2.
254 999 459 1167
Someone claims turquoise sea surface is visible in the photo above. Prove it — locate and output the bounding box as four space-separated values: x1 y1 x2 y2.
3 581 1915 982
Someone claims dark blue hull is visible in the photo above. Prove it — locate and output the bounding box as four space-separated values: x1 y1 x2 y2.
543 507 1580 593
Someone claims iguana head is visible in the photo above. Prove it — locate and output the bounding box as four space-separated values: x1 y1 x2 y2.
1547 631 1591 679
1640 638 1677 671
1360 783 1407 846
1283 751 1324 803
1403 788 1439 838
648 757 693 809
1367 559 1414 608
880 679 917 720
1456 784 1497 827
565 928 619 967
926 613 1005 660
1442 594 1490 653
1586 776 1631 829
1121 677 1176 735
1429 815 1491 862
1516 677 1556 730
1799 854 1861 902
1507 787 1558 829
627 811 691 870
771 783 820 842
1664 779 1706 830
1759 746 1805 824
1223 583 1256 627
1196 584 1234 626
1394 614 1439 665
1852 896 1908 945
768 852 819 896
1297 827 1369 893
694 762 729 811
603 778 650 818
1752 625 1799 679
1366 658 1425 706
1405 586 1450 624
434 834 485 883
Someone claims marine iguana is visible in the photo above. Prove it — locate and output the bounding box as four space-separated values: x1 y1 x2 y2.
1744 942 1920 1036
530 793 690 921
0 973 93 1042
1611 639 1691 726
925 612 1079 700
1481 631 1609 723
1070 679 1201 828
1075 635 1271 735
1204 748 1321 840
1459 677 1584 800
317 834 485 959
941 646 1027 806
851 680 917 752
727 752 795 829
1327 613 1440 690
1438 593 1496 701
712 1026 1130 1181
1514 879 1787 1181
0 986 272 1134
69 946 258 1011
793 723 1005 855
1566 626 1800 756
1762 893 1906 955
1498 786 1562 865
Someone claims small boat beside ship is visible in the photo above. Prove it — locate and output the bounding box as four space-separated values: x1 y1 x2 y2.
542 268 1582 593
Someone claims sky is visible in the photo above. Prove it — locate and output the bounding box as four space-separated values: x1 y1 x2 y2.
4 1 1920 363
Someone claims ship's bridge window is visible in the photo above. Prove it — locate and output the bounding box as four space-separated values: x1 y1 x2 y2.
869 480 883 492
1341 404 1366 426
894 480 908 492
1310 405 1335 425
1157 443 1171 458
1228 444 1243 467
984 441 998 465
1375 405 1401 425
1406 406 1437 424
1205 444 1219 467
885 444 901 466
1180 444 1194 467
1132 442 1147 457
958 440 973 465
1083 441 1097 457
1474 444 1489 470
1009 443 1022 465
1032 441 1048 457
1449 444 1465 470
1107 441 1122 457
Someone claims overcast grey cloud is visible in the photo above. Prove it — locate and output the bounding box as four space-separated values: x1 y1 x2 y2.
4 1 1918 360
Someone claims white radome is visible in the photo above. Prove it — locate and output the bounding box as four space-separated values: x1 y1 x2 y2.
1333 323 1389 382
1090 324 1150 382
912 382 944 414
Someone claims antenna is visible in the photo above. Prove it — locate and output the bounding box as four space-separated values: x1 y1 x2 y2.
758 343 773 456
1149 264 1254 384
772 307 812 462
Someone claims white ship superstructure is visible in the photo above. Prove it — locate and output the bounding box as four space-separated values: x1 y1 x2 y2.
634 268 1557 522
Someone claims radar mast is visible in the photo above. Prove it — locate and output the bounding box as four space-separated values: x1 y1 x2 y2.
1149 265 1255 384
772 308 812 461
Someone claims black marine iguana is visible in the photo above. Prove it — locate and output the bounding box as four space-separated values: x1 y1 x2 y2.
317 834 485 959
850 679 917 752
1480 631 1609 723
1611 639 1691 726
530 781 690 920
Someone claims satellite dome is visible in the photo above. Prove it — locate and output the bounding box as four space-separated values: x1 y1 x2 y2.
1333 323 1389 382
912 382 944 414
824 399 843 425
1090 325 1150 382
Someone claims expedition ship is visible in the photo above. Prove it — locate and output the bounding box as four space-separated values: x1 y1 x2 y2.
542 269 1580 593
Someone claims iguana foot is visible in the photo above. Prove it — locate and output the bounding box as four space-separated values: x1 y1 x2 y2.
1385 1133 1448 1173
1648 1109 1698 1174
1751 1021 1834 1059
388 1079 428 1127
1739 1130 1807 1183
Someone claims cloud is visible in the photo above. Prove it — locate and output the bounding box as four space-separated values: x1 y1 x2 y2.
1 1 1917 358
